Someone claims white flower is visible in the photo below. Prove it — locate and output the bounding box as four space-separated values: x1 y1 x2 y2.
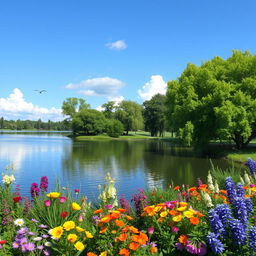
14 218 24 226
207 172 213 184
33 237 42 241
48 229 53 235
2 174 15 185
244 173 251 185
214 181 219 194
240 176 245 185
201 190 213 208
44 242 52 247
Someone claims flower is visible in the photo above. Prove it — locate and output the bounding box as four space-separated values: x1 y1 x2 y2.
172 215 182 222
0 240 6 245
74 241 85 251
47 192 60 198
67 233 78 243
172 226 179 232
51 226 64 239
40 176 48 192
119 248 130 256
14 218 24 226
76 226 85 232
147 227 155 234
59 196 67 203
207 232 224 254
25 242 35 251
87 253 98 256
72 202 81 211
60 211 69 218
105 204 113 210
190 217 199 225
44 200 51 207
178 235 188 245
30 183 40 198
63 221 75 231
13 196 22 203
74 189 80 194
2 174 15 184
129 242 140 250
85 231 93 238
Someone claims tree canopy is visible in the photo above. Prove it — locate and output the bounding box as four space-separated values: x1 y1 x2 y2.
143 94 167 137
166 50 256 149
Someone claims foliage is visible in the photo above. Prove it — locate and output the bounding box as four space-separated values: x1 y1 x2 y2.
62 97 90 119
72 109 106 135
105 119 124 138
166 50 256 149
101 101 116 119
143 94 167 137
115 101 144 135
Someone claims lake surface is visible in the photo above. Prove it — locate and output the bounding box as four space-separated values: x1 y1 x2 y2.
0 132 241 201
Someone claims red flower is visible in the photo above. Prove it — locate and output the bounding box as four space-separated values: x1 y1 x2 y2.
0 240 6 244
74 189 80 194
60 211 69 218
13 196 22 203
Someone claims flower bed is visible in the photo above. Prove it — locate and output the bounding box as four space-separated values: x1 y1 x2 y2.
1 159 256 255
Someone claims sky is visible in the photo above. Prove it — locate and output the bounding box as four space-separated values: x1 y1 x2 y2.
1 0 256 121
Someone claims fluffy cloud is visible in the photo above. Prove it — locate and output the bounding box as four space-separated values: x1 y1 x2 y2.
138 75 167 101
96 95 125 112
105 40 127 50
65 77 125 97
0 88 63 121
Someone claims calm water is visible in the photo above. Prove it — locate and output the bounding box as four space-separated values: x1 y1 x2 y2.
0 132 239 201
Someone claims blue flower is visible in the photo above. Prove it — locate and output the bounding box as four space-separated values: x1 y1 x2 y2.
229 218 247 245
248 158 256 176
248 226 256 252
215 204 232 228
245 198 253 216
225 177 236 203
236 182 244 198
209 208 225 236
207 232 225 254
233 197 248 228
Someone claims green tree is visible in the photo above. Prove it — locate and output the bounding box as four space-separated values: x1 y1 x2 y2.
62 97 90 119
166 50 256 149
105 119 124 137
143 94 167 137
102 101 116 119
0 117 4 129
115 101 144 135
72 109 106 135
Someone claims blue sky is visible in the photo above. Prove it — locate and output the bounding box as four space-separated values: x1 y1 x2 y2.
0 0 256 121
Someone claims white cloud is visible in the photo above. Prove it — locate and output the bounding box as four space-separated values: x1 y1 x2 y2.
138 75 167 101
96 95 125 112
65 77 125 97
105 40 127 50
0 88 63 121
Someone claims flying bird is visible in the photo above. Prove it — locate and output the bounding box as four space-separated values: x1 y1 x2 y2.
34 90 47 94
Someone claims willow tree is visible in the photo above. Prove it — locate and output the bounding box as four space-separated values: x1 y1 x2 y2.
166 50 256 149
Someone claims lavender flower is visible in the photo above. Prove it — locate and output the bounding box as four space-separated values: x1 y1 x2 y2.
119 195 132 213
248 226 256 252
207 232 225 254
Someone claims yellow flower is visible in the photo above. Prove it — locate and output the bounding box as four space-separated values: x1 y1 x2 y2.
51 226 64 239
74 241 85 251
76 226 85 232
184 211 194 218
47 192 60 198
154 206 162 212
172 215 182 222
100 251 108 256
72 202 81 211
177 206 187 212
63 221 76 231
188 208 197 214
160 211 168 217
67 233 78 243
250 187 256 193
85 231 94 238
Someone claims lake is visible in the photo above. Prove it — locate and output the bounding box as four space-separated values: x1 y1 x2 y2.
0 132 241 201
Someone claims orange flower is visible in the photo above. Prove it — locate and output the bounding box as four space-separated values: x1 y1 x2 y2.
174 186 180 191
198 184 208 190
179 202 188 207
196 212 204 217
129 226 139 234
117 233 128 241
115 220 125 227
243 186 248 190
129 242 139 251
100 227 107 233
150 246 158 253
219 190 227 194
94 208 103 214
110 211 121 219
87 253 97 256
126 215 133 221
144 205 155 214
178 235 188 244
190 217 199 225
117 208 126 213
100 215 111 223
119 248 130 256
122 226 130 233
131 232 148 245
188 187 197 192
169 210 178 216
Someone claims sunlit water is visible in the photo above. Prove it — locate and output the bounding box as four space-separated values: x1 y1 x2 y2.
0 132 241 201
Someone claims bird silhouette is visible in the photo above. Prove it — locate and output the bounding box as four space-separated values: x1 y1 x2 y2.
34 90 47 94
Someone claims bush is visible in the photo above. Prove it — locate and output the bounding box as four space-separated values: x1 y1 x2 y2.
105 119 124 138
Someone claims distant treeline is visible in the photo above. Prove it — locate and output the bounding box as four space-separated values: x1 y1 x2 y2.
0 117 71 131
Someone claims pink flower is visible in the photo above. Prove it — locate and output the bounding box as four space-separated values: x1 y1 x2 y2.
147 227 154 234
44 200 51 207
172 226 179 232
59 196 67 203
105 204 113 210
78 214 83 222
74 189 80 194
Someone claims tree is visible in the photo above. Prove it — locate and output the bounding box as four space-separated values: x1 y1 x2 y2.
72 109 106 135
166 50 256 149
115 101 144 135
105 119 124 137
102 101 116 119
62 98 90 119
0 117 4 129
143 94 167 137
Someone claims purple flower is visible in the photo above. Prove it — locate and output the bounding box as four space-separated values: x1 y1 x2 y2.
229 218 247 245
236 182 245 198
105 204 113 210
31 218 39 223
132 189 148 216
12 242 19 248
39 224 48 228
30 183 40 198
176 242 184 251
28 232 35 236
245 198 253 216
208 208 225 235
119 195 132 213
37 245 44 250
42 234 49 239
225 177 236 203
248 226 256 252
40 176 48 192
197 177 203 187
215 204 232 229
43 249 51 255
233 197 248 228
18 227 28 235
207 232 225 254
248 158 256 176
25 242 35 251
